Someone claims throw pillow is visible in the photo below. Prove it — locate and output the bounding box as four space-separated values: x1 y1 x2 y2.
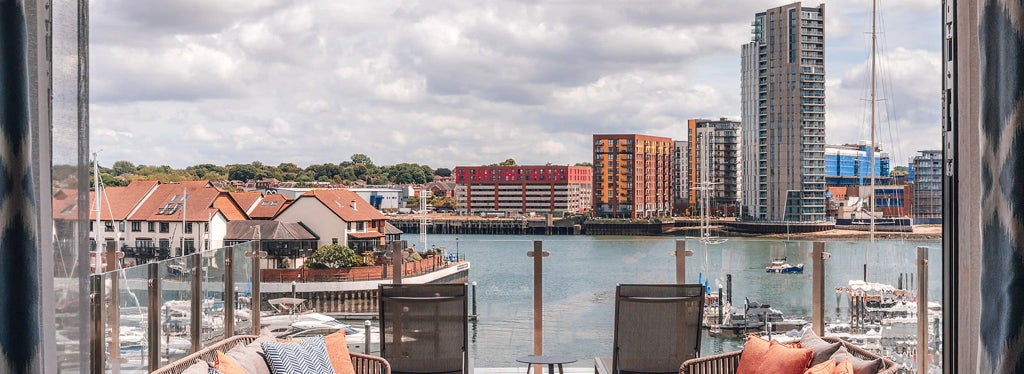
262 336 336 374
803 358 836 374
227 342 272 374
209 369 224 374
833 359 854 374
247 328 279 352
736 334 772 374
181 360 209 374
754 340 814 374
213 351 246 374
799 329 842 366
829 346 882 374
324 330 357 374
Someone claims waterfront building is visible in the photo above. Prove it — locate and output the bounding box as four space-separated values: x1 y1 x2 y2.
824 142 890 186
347 187 404 210
909 150 942 222
593 134 674 219
229 191 263 213
124 180 249 257
453 165 593 215
672 140 690 215
223 220 320 269
687 118 742 216
740 2 827 221
88 180 159 254
273 189 391 251
247 193 293 219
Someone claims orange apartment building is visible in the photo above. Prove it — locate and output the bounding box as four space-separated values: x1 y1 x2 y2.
593 134 674 219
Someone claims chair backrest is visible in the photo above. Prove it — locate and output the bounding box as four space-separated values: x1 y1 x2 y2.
379 283 468 374
613 284 705 374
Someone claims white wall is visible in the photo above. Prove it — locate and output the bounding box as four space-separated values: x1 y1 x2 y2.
274 197 347 248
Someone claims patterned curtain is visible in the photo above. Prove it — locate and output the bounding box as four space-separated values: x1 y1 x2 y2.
0 0 42 372
979 0 1024 372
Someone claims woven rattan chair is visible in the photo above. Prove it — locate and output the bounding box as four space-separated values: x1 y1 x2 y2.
595 284 705 374
379 283 469 374
679 336 898 374
152 335 391 374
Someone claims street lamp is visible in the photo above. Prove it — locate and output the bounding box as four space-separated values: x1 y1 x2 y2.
455 237 460 261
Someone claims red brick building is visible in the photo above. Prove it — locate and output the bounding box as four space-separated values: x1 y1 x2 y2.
454 165 592 215
593 134 674 218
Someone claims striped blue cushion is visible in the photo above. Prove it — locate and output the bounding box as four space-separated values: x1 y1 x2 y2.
261 336 336 374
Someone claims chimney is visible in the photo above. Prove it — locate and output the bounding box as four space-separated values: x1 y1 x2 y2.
351 199 358 210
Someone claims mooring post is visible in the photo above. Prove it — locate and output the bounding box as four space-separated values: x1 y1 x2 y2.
917 246 929 372
674 239 693 283
390 240 406 284
527 240 549 373
812 242 828 336
471 281 478 317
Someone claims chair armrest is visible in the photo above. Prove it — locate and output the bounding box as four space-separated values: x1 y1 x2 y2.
350 352 392 374
679 351 743 374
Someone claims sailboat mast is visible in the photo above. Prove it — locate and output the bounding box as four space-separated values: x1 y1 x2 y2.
869 0 877 244
93 153 103 273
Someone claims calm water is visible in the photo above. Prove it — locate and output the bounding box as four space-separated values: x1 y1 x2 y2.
401 234 942 368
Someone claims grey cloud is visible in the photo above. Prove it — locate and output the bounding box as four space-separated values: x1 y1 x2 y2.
89 0 941 169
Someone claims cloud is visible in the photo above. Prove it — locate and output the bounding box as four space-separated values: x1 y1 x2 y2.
88 0 942 170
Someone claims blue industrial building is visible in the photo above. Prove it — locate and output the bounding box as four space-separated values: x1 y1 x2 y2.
825 143 891 186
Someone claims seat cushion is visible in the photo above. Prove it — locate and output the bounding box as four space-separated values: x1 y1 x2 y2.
261 336 336 374
213 351 247 374
226 342 272 374
829 346 882 374
803 358 835 374
180 360 209 374
324 330 357 374
798 329 842 366
754 340 814 374
735 335 772 374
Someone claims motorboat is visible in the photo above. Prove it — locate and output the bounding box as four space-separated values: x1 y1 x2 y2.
765 258 804 274
710 298 807 338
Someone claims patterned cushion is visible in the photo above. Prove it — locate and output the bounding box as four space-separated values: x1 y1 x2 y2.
261 336 336 374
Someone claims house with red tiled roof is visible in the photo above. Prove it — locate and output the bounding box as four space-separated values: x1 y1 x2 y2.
126 180 249 256
248 194 292 220
229 191 262 214
273 189 391 250
86 180 159 250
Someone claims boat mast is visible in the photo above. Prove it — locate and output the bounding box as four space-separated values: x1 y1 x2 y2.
869 0 877 243
93 153 103 273
866 0 877 281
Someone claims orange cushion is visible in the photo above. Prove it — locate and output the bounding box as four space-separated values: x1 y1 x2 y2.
804 358 836 374
832 359 854 374
324 330 357 374
736 334 772 374
755 340 815 374
213 351 246 374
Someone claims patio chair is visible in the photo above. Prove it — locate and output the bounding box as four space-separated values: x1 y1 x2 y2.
595 284 705 374
379 283 469 374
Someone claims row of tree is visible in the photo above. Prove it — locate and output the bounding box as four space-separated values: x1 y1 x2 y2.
96 154 453 187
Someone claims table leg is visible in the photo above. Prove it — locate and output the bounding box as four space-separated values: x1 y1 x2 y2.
548 363 555 374
558 363 564 374
526 363 531 374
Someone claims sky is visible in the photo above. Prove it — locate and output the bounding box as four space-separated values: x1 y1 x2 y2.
89 0 942 169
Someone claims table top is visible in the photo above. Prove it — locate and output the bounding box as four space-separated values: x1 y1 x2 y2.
515 355 577 365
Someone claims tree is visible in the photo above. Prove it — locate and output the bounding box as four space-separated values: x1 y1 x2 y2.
499 158 516 166
306 244 362 269
891 166 909 176
111 160 137 176
350 154 375 168
434 168 452 177
574 162 593 167
227 164 259 181
406 196 420 208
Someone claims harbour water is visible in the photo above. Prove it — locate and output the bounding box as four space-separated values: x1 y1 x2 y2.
400 234 942 368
